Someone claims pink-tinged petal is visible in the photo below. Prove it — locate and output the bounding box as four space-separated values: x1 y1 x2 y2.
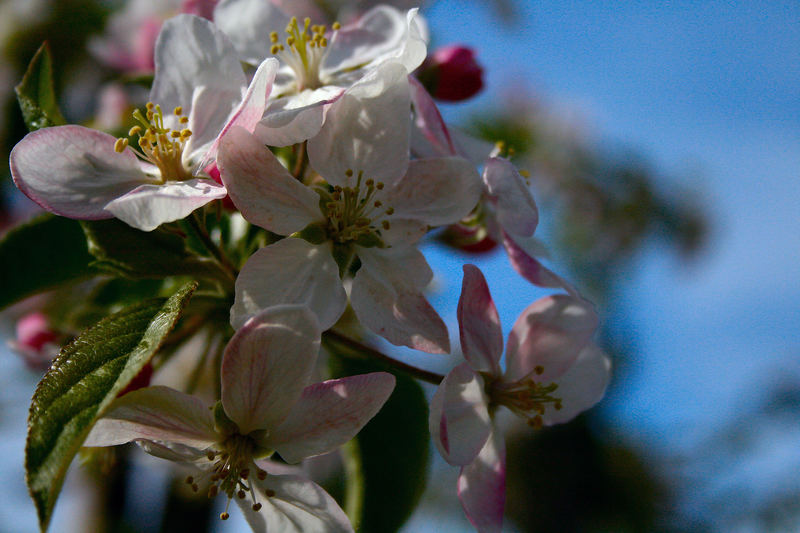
84 386 216 448
198 57 279 168
221 305 321 434
323 5 422 75
237 474 353 533
267 372 395 463
218 126 321 234
137 440 209 463
502 231 580 297
351 247 449 354
457 429 506 533
104 178 227 231
10 126 148 219
387 156 481 227
505 294 599 383
355 242 433 290
408 75 457 157
151 15 245 132
214 0 291 64
483 157 538 238
429 362 491 466
231 239 347 330
308 62 410 188
458 265 503 374
543 344 612 426
256 87 343 147
180 0 216 19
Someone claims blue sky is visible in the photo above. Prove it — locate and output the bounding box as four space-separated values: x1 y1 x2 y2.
421 0 800 527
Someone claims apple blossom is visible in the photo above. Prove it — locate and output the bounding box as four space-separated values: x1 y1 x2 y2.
218 62 482 352
429 265 611 532
409 78 580 295
10 15 277 231
85 305 395 531
214 1 427 146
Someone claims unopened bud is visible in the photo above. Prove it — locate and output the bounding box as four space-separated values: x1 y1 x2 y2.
418 45 483 102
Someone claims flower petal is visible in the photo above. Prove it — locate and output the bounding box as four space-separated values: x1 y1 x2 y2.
237 474 353 533
543 344 612 425
322 6 425 75
198 57 279 168
457 429 506 533
386 156 481 226
213 0 291 64
505 294 599 383
10 125 147 219
84 386 216 449
502 231 580 297
429 362 492 466
257 86 342 147
351 247 450 354
231 239 347 331
218 126 321 235
458 265 503 374
308 61 410 188
222 305 321 434
151 15 245 133
483 157 538 238
104 178 227 231
408 75 457 157
266 372 395 463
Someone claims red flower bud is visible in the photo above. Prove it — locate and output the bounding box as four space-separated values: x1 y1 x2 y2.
419 45 484 102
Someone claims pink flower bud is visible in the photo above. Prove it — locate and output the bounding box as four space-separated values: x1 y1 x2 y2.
11 312 60 369
420 45 484 102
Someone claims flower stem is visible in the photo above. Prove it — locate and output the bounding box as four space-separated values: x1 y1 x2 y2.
184 212 238 282
324 330 444 385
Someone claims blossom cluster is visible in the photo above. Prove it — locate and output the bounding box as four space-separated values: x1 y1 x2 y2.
8 2 610 531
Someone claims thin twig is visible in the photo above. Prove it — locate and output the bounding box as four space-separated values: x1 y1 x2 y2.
324 329 445 385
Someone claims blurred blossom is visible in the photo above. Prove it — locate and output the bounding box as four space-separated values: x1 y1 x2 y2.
89 0 217 72
8 312 61 370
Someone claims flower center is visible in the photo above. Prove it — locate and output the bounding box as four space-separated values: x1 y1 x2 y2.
488 366 563 429
319 169 394 247
114 102 193 182
184 432 272 520
269 16 340 92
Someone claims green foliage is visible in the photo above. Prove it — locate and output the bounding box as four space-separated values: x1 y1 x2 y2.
25 282 197 532
335 356 430 533
0 214 96 310
82 219 227 281
15 42 65 132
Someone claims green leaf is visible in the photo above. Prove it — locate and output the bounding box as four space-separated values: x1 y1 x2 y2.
25 281 197 532
0 214 96 310
334 356 431 533
81 219 226 281
15 42 66 132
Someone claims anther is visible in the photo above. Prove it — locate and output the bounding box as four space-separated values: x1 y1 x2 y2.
252 503 262 511
114 138 129 153
332 22 341 30
345 169 354 177
256 469 267 480
237 490 246 499
208 485 218 498
186 476 194 484
534 365 544 375
220 512 230 520
173 106 183 115
128 126 142 136
265 489 276 497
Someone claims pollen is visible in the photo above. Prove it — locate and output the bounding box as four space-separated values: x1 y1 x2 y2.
115 102 193 182
270 15 341 92
489 371 563 429
319 169 395 246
